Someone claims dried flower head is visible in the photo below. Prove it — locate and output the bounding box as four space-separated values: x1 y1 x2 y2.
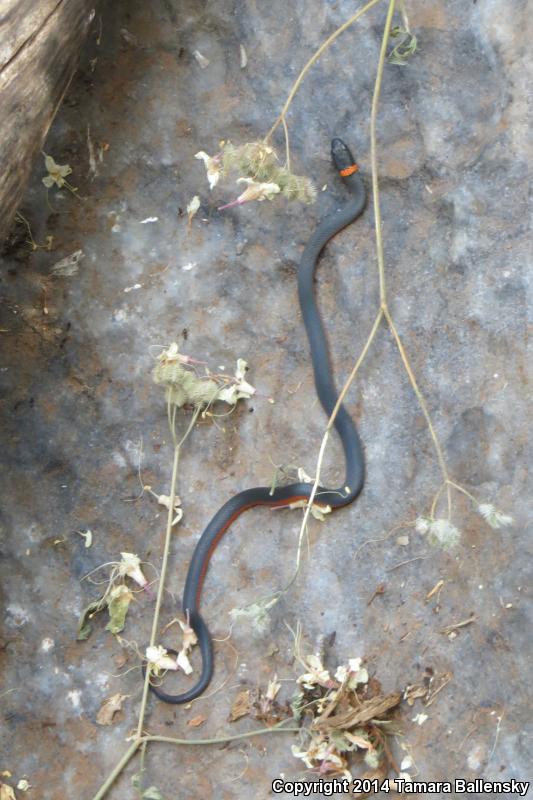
229 597 278 634
175 618 198 675
118 552 148 589
415 516 431 534
477 504 514 530
195 151 222 189
145 645 179 675
218 178 280 210
42 154 72 188
153 346 255 408
297 654 332 690
415 517 460 549
196 140 317 206
334 657 369 688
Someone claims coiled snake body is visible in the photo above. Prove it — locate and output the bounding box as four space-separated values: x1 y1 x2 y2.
147 138 367 703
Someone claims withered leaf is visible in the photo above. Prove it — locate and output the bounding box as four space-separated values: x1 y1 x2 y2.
96 693 127 725
77 599 104 641
312 692 401 731
229 689 251 722
187 715 206 728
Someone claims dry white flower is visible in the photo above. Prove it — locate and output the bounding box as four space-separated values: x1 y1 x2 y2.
297 654 331 689
236 177 280 202
285 498 332 521
178 618 198 651
427 519 461 549
219 178 280 210
186 195 201 225
217 358 255 404
118 552 147 588
195 151 222 189
297 467 314 483
266 675 281 701
415 516 431 534
193 49 210 68
155 494 183 526
176 649 193 675
477 503 514 529
146 645 178 675
42 154 72 188
346 657 369 686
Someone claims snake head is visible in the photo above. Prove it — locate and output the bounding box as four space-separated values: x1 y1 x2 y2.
331 138 358 175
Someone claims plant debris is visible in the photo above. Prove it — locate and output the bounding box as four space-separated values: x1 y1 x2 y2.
144 486 183 526
42 154 73 189
229 689 251 722
186 195 200 227
145 645 178 675
288 651 401 781
77 552 149 640
477 504 514 530
50 249 84 277
193 49 210 69
96 692 127 725
187 714 206 728
153 344 255 408
441 613 476 637
415 517 461 549
403 668 452 708
195 140 316 206
106 585 134 634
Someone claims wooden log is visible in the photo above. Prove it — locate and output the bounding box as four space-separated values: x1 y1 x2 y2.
0 0 96 240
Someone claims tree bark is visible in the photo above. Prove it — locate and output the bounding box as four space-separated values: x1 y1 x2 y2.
0 0 96 241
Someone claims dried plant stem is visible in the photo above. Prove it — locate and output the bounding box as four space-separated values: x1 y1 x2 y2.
294 0 453 595
285 308 383 592
91 724 298 800
136 407 201 740
282 115 291 172
92 741 139 800
384 307 451 516
143 722 300 746
370 0 395 308
265 0 384 142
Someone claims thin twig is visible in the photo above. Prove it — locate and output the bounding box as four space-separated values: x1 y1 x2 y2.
370 0 396 307
136 406 201 739
440 613 476 635
387 555 428 572
266 0 384 141
384 307 452 516
281 115 291 172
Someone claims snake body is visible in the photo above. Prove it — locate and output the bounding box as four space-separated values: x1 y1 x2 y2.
147 138 366 703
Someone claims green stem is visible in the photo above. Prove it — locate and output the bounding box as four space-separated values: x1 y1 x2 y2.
143 723 300 747
91 741 140 800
